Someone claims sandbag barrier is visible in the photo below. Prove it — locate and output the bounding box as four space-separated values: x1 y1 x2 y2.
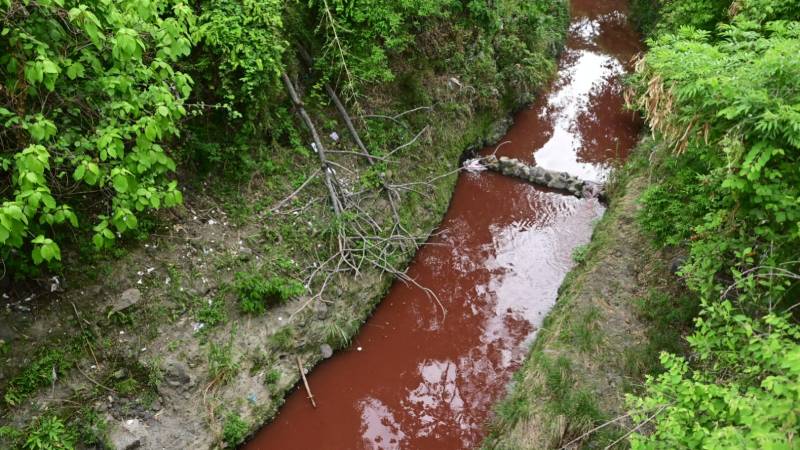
480 155 605 200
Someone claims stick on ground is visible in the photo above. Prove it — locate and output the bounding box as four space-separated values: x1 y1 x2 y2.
296 356 317 408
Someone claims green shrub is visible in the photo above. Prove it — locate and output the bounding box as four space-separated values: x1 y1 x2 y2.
234 272 304 315
195 295 228 330
0 0 194 269
264 369 281 387
629 2 800 447
571 244 589 264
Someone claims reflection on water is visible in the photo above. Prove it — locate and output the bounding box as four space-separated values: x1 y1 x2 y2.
245 1 641 449
532 50 624 181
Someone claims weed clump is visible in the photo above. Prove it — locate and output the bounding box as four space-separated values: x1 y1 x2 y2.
208 337 240 385
234 272 304 315
24 416 76 450
3 345 77 407
264 369 281 387
221 413 248 448
269 327 296 353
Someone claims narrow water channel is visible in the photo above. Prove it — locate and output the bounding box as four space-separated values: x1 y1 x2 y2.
246 1 641 448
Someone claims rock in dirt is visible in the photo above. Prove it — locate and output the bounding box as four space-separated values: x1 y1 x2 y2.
111 288 142 314
163 358 193 390
670 255 687 275
109 418 147 450
320 344 333 359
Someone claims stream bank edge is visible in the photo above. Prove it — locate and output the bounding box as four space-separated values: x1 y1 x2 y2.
482 140 695 450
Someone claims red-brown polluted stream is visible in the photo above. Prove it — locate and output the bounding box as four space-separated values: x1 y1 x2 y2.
246 1 641 448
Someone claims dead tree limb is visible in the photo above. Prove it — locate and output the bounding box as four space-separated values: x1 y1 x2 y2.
268 169 321 213
281 72 342 216
296 356 317 408
296 44 375 165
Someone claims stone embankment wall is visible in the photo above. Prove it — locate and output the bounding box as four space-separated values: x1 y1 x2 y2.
482 155 604 199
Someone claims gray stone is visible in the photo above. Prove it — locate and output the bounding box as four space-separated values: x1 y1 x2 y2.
163 358 193 389
111 288 142 314
109 419 146 450
320 344 333 359
670 255 687 275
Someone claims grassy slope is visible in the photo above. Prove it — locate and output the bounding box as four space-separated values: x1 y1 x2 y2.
482 143 697 449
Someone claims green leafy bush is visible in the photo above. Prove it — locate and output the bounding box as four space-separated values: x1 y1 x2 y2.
629 2 800 447
264 368 281 386
234 272 304 314
195 295 227 330
193 0 286 123
0 0 194 269
634 9 800 304
629 302 800 449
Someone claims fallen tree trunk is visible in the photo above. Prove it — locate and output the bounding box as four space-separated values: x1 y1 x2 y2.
281 72 343 216
296 44 374 165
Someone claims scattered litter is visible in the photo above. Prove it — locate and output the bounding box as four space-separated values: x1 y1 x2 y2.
50 276 61 292
357 346 363 352
146 267 155 274
248 394 258 404
311 143 318 154
192 322 205 332
208 219 217 225
330 131 340 142
463 158 487 173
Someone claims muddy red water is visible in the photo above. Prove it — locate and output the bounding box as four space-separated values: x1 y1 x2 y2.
245 1 641 449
